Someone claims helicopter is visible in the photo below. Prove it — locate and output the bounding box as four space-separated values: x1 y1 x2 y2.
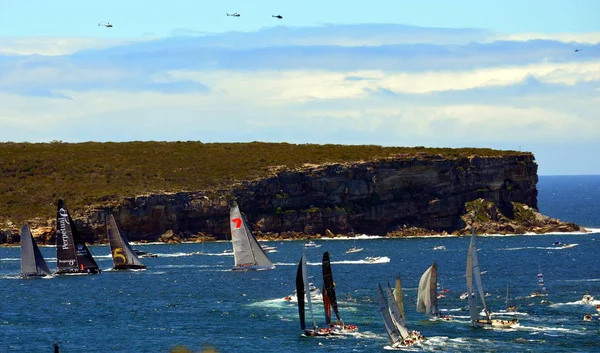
272 15 283 19
226 13 240 17
98 22 113 28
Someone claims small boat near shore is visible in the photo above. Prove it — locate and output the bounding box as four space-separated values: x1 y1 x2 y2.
132 249 158 258
304 241 321 248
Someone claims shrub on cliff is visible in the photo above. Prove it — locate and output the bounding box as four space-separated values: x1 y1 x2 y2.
0 141 525 226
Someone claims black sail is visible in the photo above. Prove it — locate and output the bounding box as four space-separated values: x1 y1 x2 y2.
106 214 146 270
55 199 100 274
322 251 342 323
55 199 79 272
296 255 306 330
20 224 51 277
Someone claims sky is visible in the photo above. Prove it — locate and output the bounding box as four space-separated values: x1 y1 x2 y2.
0 0 599 175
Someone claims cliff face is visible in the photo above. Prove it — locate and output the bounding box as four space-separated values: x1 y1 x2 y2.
51 153 539 242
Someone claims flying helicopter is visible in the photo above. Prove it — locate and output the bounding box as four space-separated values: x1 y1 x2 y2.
272 15 283 19
98 22 113 28
226 13 240 17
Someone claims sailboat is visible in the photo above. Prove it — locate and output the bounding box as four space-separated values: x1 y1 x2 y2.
297 249 333 336
321 251 358 333
229 203 275 271
466 226 518 328
505 285 517 312
20 224 52 278
377 279 425 349
417 261 451 321
530 270 548 297
106 214 146 270
55 199 101 275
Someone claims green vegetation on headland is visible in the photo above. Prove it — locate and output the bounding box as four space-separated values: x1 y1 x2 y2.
0 141 525 226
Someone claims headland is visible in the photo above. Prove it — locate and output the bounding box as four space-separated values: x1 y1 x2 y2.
0 142 581 245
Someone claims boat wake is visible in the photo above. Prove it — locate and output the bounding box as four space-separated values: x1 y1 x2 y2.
306 257 391 265
550 299 600 307
200 252 234 256
153 252 193 257
516 325 587 335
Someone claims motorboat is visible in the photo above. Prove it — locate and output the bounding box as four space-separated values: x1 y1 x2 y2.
345 246 364 254
583 314 593 322
582 294 594 304
365 256 382 263
132 249 158 258
304 241 321 248
433 245 446 250
552 241 578 249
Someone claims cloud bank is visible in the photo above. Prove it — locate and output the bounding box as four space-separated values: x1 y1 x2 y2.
1 23 599 175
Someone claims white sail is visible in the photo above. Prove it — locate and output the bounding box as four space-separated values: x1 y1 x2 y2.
469 228 490 319
377 283 401 345
386 283 410 340
466 236 479 322
230 204 274 271
417 262 438 316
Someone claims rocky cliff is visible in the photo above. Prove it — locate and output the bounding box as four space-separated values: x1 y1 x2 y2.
0 152 581 245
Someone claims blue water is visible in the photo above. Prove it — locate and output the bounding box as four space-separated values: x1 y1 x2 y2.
538 175 600 228
1 176 599 353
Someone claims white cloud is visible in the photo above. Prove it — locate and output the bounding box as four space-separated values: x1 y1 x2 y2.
492 32 600 44
2 23 600 174
0 36 157 56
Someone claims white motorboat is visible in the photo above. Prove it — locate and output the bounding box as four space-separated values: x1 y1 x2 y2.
345 246 364 254
582 294 594 304
304 241 321 248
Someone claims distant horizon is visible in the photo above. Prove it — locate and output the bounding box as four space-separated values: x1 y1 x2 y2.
1 0 599 176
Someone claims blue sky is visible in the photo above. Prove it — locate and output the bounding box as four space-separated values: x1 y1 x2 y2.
0 0 599 175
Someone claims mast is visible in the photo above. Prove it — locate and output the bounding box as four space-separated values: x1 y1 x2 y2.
537 270 546 294
430 262 439 316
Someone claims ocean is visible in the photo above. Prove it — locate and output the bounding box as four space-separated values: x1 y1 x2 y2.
1 175 599 352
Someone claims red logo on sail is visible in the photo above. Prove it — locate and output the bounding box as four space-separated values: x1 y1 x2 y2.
232 218 242 229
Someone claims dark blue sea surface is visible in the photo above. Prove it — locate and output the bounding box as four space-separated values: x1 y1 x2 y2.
0 176 599 353
538 175 600 228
